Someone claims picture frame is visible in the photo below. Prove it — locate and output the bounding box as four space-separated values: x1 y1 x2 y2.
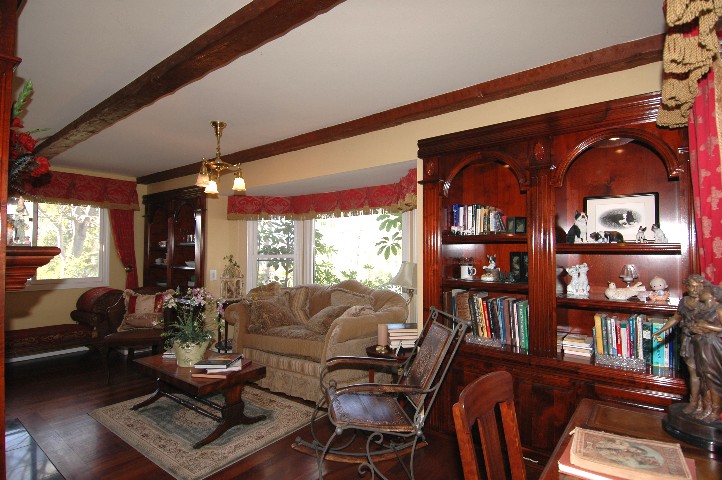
509 252 528 282
514 217 526 234
583 192 659 242
506 217 517 234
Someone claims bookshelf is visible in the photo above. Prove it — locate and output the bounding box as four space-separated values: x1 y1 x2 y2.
419 93 693 476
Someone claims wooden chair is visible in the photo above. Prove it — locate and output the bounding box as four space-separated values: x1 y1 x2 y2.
292 307 469 480
452 370 526 480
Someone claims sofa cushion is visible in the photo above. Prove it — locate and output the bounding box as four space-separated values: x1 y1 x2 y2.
340 305 375 317
330 288 373 307
284 286 310 322
243 332 325 362
247 282 281 301
117 289 166 332
248 296 301 334
306 304 352 334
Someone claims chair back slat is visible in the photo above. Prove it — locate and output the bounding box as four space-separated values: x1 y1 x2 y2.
452 370 527 480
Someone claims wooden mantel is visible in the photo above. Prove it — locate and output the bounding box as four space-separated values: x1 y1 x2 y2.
6 246 61 291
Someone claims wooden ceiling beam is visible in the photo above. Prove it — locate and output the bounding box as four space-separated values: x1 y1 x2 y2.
138 34 664 185
35 0 348 159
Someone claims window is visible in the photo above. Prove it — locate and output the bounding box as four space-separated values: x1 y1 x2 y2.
249 218 301 287
7 197 109 289
247 211 414 289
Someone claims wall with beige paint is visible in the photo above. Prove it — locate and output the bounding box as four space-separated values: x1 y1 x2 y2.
5 63 663 331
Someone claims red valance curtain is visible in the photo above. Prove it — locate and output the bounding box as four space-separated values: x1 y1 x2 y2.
24 171 139 210
658 0 722 283
227 168 417 220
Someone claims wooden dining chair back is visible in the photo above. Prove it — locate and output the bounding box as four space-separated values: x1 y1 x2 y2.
452 370 526 480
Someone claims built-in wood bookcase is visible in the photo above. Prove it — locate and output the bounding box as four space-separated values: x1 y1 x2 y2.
419 93 694 476
143 186 206 291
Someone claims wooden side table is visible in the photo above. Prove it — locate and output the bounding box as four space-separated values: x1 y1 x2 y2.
365 345 412 382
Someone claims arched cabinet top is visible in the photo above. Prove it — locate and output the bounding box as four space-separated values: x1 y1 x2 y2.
441 151 529 198
550 127 688 188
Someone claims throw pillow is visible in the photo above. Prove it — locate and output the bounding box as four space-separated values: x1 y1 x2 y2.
284 287 310 323
306 305 351 334
340 305 375 317
248 296 300 334
329 288 373 308
117 289 167 332
247 282 281 301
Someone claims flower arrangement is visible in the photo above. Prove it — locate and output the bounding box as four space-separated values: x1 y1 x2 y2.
162 286 220 347
9 80 51 195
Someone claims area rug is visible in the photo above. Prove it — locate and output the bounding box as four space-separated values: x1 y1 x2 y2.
90 387 315 480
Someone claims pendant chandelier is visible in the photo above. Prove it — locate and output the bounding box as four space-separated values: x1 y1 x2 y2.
195 121 246 195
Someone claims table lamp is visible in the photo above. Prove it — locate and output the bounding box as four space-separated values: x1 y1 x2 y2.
390 261 417 307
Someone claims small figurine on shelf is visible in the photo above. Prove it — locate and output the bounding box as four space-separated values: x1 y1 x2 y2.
651 223 668 243
565 210 588 243
480 254 499 282
604 281 646 300
636 226 647 243
566 263 590 297
648 276 670 302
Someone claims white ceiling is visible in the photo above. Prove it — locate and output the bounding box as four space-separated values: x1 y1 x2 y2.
14 1 666 195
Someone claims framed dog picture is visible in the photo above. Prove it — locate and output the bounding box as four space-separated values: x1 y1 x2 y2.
509 252 528 282
583 192 659 242
506 217 517 233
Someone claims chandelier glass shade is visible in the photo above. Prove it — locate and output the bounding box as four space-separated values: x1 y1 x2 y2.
195 121 246 195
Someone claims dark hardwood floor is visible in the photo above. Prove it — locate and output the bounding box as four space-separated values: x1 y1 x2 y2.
5 349 465 479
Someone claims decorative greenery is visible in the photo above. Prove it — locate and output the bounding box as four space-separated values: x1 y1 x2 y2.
162 287 219 347
222 254 241 278
9 80 51 195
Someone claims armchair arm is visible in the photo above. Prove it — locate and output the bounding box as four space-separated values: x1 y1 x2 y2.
325 355 405 370
223 301 251 352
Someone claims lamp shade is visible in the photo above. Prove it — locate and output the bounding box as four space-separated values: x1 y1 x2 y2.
390 261 416 289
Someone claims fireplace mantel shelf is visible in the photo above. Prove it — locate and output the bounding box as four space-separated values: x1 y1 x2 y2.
6 246 61 291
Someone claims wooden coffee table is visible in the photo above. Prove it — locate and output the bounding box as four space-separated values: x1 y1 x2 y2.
132 354 266 448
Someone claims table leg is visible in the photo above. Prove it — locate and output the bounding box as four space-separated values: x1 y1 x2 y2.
131 379 165 410
193 383 266 449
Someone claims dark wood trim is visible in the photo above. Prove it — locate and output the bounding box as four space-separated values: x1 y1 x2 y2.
34 0 348 160
138 34 664 185
2 1 20 476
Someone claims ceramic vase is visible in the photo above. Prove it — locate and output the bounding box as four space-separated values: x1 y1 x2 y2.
173 340 210 367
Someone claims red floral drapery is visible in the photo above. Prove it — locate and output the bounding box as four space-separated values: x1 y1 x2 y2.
659 1 722 283
24 171 139 210
227 168 417 220
109 209 139 288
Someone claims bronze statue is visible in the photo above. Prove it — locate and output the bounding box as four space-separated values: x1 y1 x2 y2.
654 274 722 424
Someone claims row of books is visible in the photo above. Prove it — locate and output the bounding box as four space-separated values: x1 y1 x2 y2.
592 313 677 369
556 332 594 358
447 203 506 235
445 289 529 349
387 323 419 349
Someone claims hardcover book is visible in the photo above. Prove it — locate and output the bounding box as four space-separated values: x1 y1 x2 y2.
565 427 693 480
193 353 244 369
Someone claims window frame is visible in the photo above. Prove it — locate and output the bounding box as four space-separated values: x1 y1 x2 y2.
23 204 110 291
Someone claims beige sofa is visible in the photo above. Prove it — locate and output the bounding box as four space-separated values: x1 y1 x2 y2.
223 279 408 402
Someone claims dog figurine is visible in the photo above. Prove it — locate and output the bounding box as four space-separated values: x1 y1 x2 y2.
636 226 647 243
565 210 588 243
651 224 668 243
589 230 624 243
